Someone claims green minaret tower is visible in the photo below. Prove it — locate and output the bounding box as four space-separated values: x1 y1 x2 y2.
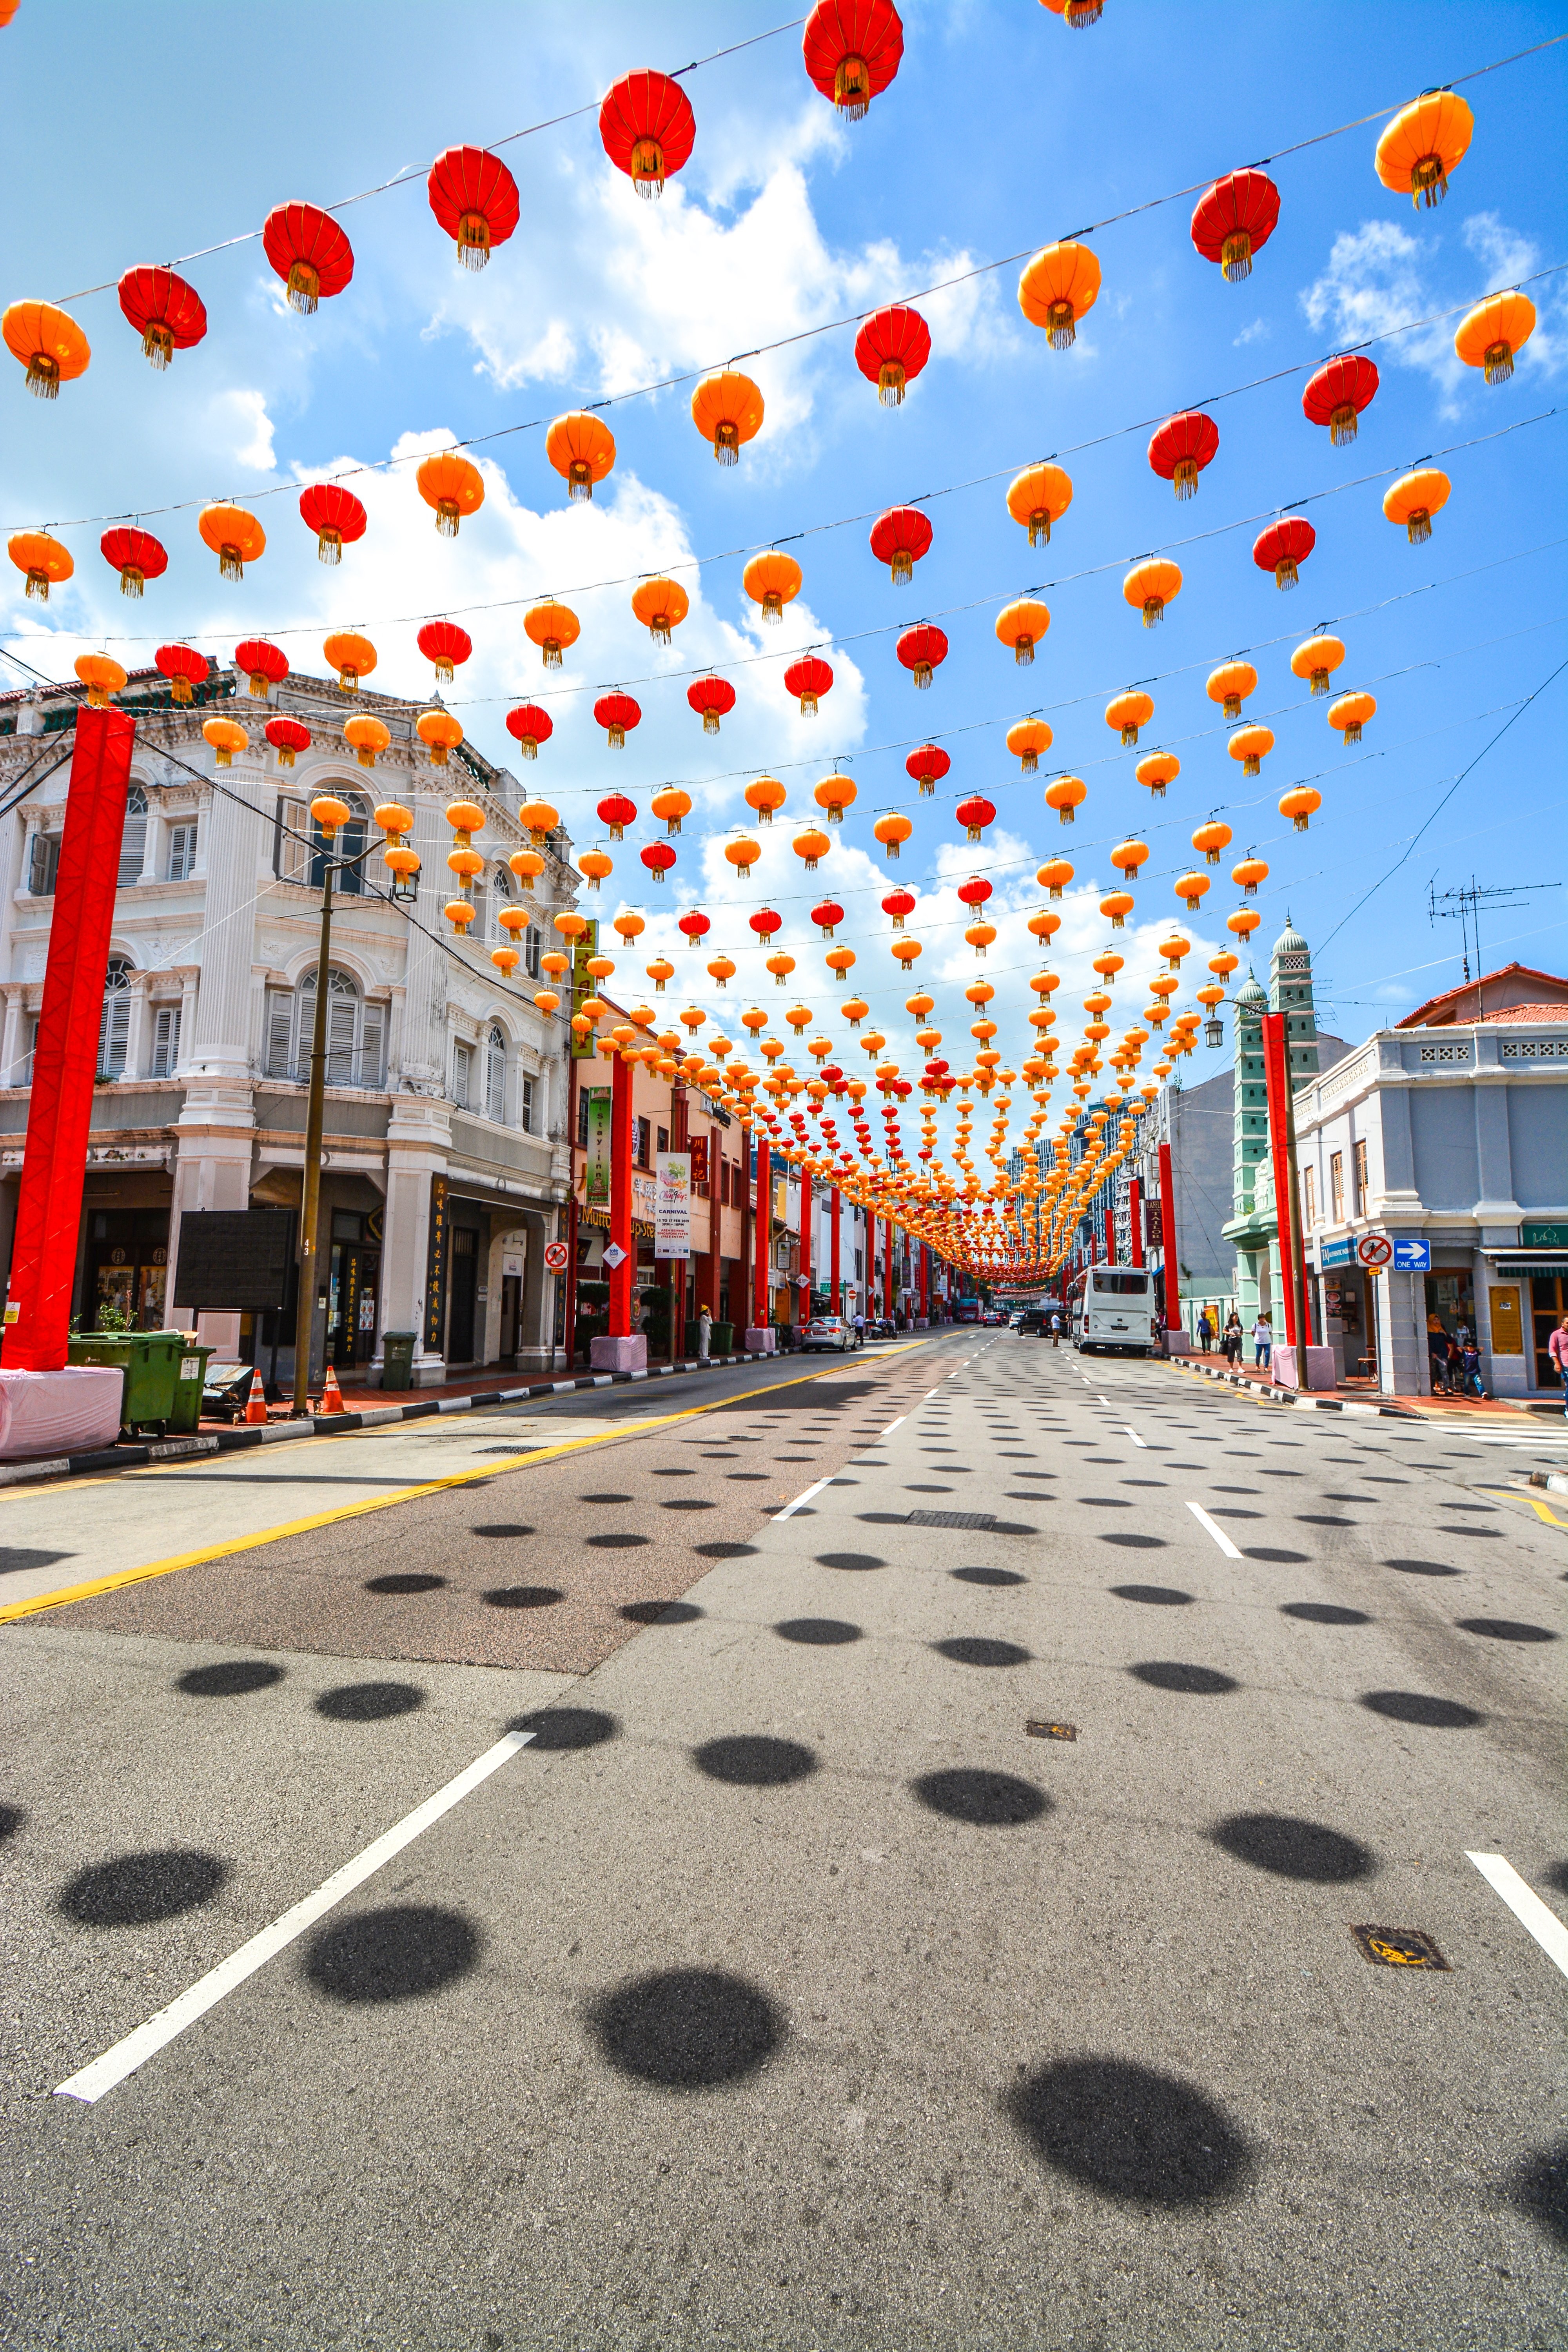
1269 915 1321 1083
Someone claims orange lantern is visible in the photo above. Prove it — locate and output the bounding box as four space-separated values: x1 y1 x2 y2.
519 800 560 844
524 601 580 668
510 849 545 893
873 813 913 860
1192 819 1232 866
324 631 376 692
8 530 73 601
1136 751 1179 799
1018 241 1101 349
745 775 786 825
545 411 615 501
2 300 89 397
1099 892 1134 931
1110 839 1149 884
1206 659 1257 718
724 835 762 876
995 597 1051 665
1005 462 1073 548
1232 853 1269 898
1329 690 1376 744
1456 290 1536 385
631 576 690 641
742 550 802 624
1038 857 1073 898
1376 90 1473 208
417 708 464 766
1044 774 1086 824
1228 907 1262 941
1291 633 1345 696
793 827 831 871
814 772 856 823
1228 724 1274 776
203 717 249 769
1175 871 1211 911
343 713 390 769
652 787 693 835
1279 786 1323 833
1383 468 1450 544
199 502 265 581
1007 719 1052 773
1105 690 1153 746
577 846 613 893
417 450 484 535
691 370 764 465
1123 558 1181 626
74 653 127 707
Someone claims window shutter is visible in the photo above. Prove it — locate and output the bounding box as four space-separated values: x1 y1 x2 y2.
361 1000 386 1088
274 798 309 884
151 1006 181 1079
525 926 541 979
521 1076 535 1134
265 989 294 1078
117 811 147 889
326 984 357 1085
98 991 131 1078
485 1028 506 1122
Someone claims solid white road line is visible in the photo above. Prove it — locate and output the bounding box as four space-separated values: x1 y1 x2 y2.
1123 1425 1148 1448
1185 1500 1243 1559
56 1729 536 2105
880 1417 906 1439
1465 1852 1568 1980
774 1475 831 1521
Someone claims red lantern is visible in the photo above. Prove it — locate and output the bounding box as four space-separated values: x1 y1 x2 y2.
641 842 677 883
1302 354 1380 446
298 482 367 564
1148 411 1220 499
1190 170 1281 282
427 145 520 270
811 899 845 938
417 619 473 682
784 655 834 715
100 526 167 598
687 673 736 733
594 691 642 749
597 794 637 841
262 202 354 313
854 304 930 405
678 909 711 947
956 875 993 908
869 504 933 582
897 624 948 688
506 703 554 760
235 638 289 699
905 742 949 796
882 887 916 931
955 794 995 843
802 0 904 120
155 643 209 705
116 266 207 368
599 71 696 198
264 715 312 769
1253 516 1316 590
750 908 784 942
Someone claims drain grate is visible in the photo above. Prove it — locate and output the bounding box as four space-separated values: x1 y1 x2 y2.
906 1509 996 1531
1027 1719 1077 1742
1350 1926 1449 1970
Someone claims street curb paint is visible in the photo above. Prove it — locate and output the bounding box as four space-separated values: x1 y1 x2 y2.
1158 1356 1418 1419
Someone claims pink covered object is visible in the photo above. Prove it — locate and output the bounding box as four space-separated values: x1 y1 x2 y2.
0 1366 124 1459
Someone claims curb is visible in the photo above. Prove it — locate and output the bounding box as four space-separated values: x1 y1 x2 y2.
1528 1469 1568 1497
1162 1356 1418 1419
0 1350 766 1490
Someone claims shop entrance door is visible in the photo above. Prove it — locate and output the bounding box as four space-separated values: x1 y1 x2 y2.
499 1273 521 1360
447 1225 479 1363
1532 1275 1566 1390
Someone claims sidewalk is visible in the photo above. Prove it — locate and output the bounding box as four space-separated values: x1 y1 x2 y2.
1177 1345 1559 1421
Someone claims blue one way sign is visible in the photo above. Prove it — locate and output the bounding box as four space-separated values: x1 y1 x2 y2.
1393 1238 1432 1271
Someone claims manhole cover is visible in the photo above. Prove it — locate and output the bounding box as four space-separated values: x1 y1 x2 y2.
907 1510 996 1531
1350 1926 1449 1970
1026 1719 1077 1742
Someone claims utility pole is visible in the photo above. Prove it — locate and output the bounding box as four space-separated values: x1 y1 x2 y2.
1426 875 1561 1014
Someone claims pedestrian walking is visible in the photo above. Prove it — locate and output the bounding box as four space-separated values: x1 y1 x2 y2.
1458 1336 1486 1399
697 1303 711 1363
1197 1309 1214 1354
1050 1310 1061 1347
1252 1313 1272 1369
1549 1312 1568 1417
1222 1311 1243 1366
1426 1310 1452 1396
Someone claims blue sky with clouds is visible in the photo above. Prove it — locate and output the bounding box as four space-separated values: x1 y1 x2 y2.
2 0 1564 1093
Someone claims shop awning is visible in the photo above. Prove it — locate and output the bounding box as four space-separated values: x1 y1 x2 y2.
1485 1251 1568 1276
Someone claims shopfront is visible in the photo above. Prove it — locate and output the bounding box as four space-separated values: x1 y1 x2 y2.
1313 1236 1376 1382
327 1204 383 1370
1485 1235 1568 1394
81 1204 172 1332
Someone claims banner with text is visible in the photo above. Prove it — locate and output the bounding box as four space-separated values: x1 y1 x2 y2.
654 1152 691 1259
584 1089 612 1209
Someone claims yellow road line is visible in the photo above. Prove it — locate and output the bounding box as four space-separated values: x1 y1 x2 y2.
0 1343 929 1623
1476 1485 1568 1533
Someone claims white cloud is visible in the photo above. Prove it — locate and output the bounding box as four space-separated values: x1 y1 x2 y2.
1232 317 1269 347
213 388 277 472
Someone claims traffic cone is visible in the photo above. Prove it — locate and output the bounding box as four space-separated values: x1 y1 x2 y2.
245 1368 268 1426
320 1363 345 1416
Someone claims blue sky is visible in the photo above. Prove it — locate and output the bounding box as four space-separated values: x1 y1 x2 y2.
3 0 1564 1103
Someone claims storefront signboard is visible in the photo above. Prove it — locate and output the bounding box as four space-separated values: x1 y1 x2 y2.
654 1152 691 1259
1317 1236 1356 1268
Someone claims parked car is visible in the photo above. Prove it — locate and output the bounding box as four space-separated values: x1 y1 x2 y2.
800 1314 853 1353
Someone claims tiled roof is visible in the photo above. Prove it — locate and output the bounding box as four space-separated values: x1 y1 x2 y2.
1474 1003 1568 1025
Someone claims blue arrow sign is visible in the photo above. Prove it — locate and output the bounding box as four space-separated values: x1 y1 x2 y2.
1392 1238 1431 1272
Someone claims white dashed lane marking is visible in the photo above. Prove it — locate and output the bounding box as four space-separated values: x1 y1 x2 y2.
1186 1500 1243 1559
1466 1853 1568 1980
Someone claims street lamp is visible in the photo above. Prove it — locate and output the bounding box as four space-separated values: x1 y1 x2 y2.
290 795 420 1416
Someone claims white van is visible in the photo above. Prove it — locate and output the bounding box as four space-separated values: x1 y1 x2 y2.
1068 1267 1160 1356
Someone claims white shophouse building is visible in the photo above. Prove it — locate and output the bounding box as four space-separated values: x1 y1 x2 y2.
0 657 577 1387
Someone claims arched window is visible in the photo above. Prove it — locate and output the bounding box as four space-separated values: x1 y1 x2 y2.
98 956 133 1078
264 964 385 1087
309 789 371 895
524 922 541 979
117 786 148 889
485 1024 506 1123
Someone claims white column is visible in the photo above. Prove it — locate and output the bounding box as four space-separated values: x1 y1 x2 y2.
123 974 151 1081
375 1096 452 1385
0 988 23 1089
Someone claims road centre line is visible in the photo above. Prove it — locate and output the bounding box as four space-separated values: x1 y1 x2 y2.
1 1350 931 1625
1123 1425 1148 1448
1465 1852 1568 1981
1186 1500 1243 1559
56 1730 536 2105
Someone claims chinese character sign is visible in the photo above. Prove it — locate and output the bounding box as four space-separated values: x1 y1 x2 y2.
654 1152 691 1259
585 1089 612 1209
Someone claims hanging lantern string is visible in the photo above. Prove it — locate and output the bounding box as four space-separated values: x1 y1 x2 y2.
45 17 813 307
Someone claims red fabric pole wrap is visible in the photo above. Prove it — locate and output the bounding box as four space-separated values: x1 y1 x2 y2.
608 1053 633 1338
1158 1141 1181 1332
884 1220 894 1319
753 1140 771 1330
797 1168 811 1319
1129 1176 1144 1268
6 708 136 1370
1103 1205 1116 1266
830 1185 841 1313
1260 1011 1312 1350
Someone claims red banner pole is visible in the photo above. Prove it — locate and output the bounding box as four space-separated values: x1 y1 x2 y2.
797 1163 811 1323
1129 1175 1144 1268
1260 1012 1302 1351
5 708 136 1370
608 1049 633 1339
752 1138 771 1331
1158 1140 1181 1334
830 1183 841 1314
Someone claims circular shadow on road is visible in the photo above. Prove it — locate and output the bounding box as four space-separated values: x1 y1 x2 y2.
176 1660 285 1697
1543 1861 1568 1899
1111 1585 1193 1608
470 1524 534 1540
693 1735 817 1787
484 1585 563 1610
513 1707 617 1750
952 1566 1026 1588
815 1552 886 1572
1005 2056 1254 2205
364 1573 447 1596
775 1617 861 1646
1281 1602 1370 1626
1129 1662 1238 1697
693 1541 760 1561
1507 2139 1568 2248
586 1967 786 2089
59 1848 229 1928
621 1599 704 1625
1457 1617 1559 1644
1361 1689 1483 1728
934 1636 1031 1668
305 1904 481 2004
585 1532 651 1550
1210 1812 1375 1884
0 1803 24 1842
1100 1532 1169 1548
1384 1558 1461 1578
913 1769 1050 1826
1243 1548 1310 1564
315 1681 425 1722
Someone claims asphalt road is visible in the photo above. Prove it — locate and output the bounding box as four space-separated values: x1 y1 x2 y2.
2 1330 1564 2350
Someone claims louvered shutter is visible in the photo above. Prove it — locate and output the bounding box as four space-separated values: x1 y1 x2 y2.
360 1000 386 1089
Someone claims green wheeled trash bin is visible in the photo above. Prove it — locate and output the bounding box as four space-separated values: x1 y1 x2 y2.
66 1330 185 1436
381 1332 417 1392
168 1341 215 1434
